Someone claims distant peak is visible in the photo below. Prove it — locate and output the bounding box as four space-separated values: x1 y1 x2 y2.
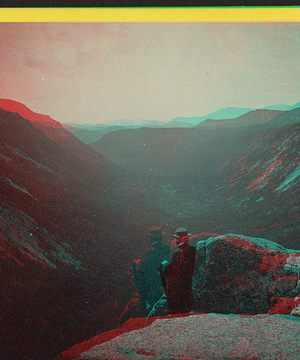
288 100 300 110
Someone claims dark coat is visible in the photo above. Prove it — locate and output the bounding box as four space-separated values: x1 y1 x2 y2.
165 242 196 312
133 241 170 310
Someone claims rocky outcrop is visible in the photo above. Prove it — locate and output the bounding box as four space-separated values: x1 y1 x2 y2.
148 234 300 317
70 313 300 359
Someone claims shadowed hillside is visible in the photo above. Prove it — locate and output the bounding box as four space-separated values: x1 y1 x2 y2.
206 109 300 249
0 99 115 168
0 106 170 360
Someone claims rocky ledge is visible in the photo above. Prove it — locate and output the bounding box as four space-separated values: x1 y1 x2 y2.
57 313 300 359
56 234 300 359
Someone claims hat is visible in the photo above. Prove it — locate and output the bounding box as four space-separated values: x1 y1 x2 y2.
146 226 166 238
172 227 191 239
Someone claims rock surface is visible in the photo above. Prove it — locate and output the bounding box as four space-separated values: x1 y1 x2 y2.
268 297 295 315
73 313 300 360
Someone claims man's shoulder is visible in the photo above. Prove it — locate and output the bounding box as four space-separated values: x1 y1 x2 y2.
180 243 196 253
161 242 170 250
153 242 170 250
146 242 170 257
187 243 196 252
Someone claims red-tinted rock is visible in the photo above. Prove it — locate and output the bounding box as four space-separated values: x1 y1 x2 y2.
267 297 295 315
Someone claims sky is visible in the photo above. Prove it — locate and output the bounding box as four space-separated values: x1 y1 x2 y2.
1 21 300 124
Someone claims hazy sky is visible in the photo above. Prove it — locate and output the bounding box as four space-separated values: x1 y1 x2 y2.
1 22 299 124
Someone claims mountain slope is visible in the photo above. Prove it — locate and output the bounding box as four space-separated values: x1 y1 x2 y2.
201 109 300 249
266 107 300 128
0 106 159 359
0 99 115 169
262 104 291 111
0 98 68 141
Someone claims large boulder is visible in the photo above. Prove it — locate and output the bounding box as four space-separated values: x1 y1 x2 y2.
192 234 300 314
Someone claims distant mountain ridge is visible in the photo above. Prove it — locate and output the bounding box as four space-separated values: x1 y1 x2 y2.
63 102 300 146
89 109 297 179
90 119 267 179
287 100 300 110
105 118 165 126
195 109 283 129
162 120 195 128
167 106 256 126
62 101 299 131
167 103 299 126
262 104 292 111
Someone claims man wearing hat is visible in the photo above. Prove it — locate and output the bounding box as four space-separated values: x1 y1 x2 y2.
160 227 196 314
119 226 169 324
118 226 169 325
170 227 192 251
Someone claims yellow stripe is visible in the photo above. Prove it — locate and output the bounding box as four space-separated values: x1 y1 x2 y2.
0 7 300 22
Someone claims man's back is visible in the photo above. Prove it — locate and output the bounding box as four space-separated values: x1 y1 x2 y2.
166 242 196 312
135 241 170 309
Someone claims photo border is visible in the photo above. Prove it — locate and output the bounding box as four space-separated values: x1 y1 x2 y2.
0 7 300 23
